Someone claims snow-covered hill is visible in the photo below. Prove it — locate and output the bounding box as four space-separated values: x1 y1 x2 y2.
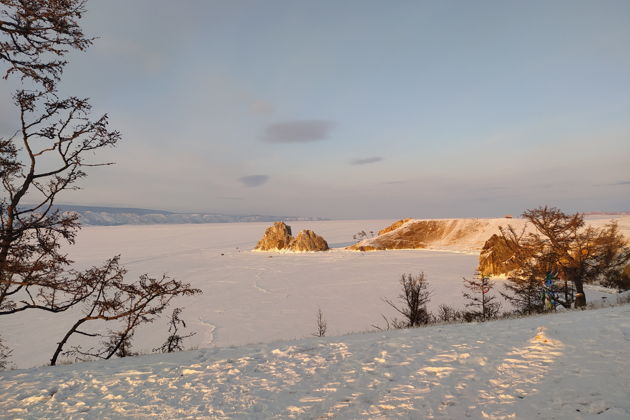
2 305 629 419
350 216 630 253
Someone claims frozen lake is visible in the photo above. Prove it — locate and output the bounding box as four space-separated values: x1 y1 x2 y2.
0 220 614 368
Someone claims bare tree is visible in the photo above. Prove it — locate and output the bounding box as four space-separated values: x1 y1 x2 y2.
501 273 546 315
154 307 197 353
0 1 202 367
594 223 630 292
0 1 117 319
1 0 92 90
1 88 120 317
497 226 551 313
50 257 201 365
312 307 327 337
502 207 630 308
383 272 432 328
602 263 630 292
0 2 119 363
0 334 11 369
462 272 501 322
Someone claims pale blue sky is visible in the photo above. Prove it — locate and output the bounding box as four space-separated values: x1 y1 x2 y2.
2 0 629 218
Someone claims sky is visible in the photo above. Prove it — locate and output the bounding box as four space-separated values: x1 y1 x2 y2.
1 0 629 219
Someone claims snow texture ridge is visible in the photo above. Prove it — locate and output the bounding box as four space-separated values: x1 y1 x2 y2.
1 305 629 419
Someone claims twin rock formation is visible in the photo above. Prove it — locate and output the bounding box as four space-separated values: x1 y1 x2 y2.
255 222 329 252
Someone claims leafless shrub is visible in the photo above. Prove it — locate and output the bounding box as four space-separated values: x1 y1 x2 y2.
382 273 432 328
462 272 501 322
0 335 11 369
436 304 463 323
154 308 197 353
313 308 327 337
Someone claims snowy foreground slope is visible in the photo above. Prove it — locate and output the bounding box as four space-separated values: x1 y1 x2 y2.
2 305 629 419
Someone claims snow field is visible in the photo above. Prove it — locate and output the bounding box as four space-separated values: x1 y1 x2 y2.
1 305 629 419
0 220 619 369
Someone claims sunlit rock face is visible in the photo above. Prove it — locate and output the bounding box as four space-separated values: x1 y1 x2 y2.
255 222 293 251
289 230 329 252
478 234 519 276
254 222 329 252
378 218 412 235
347 219 496 251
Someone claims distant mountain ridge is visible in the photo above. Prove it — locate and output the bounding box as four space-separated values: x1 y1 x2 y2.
51 205 326 226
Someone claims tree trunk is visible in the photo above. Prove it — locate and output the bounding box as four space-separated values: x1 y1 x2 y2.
50 317 87 366
574 279 586 308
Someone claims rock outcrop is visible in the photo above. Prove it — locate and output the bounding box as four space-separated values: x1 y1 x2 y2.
289 230 329 252
478 234 519 276
254 222 329 252
347 218 510 252
378 218 412 235
255 222 293 251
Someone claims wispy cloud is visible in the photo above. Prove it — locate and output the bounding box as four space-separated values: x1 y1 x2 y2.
351 156 383 165
238 175 269 187
476 185 511 191
250 100 274 115
263 120 334 143
217 196 243 200
594 180 630 187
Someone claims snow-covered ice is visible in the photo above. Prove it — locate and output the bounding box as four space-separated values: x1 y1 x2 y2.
1 305 629 419
1 219 629 419
0 220 622 369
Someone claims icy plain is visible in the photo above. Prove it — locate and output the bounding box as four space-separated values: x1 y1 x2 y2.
1 219 629 419
0 219 622 369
